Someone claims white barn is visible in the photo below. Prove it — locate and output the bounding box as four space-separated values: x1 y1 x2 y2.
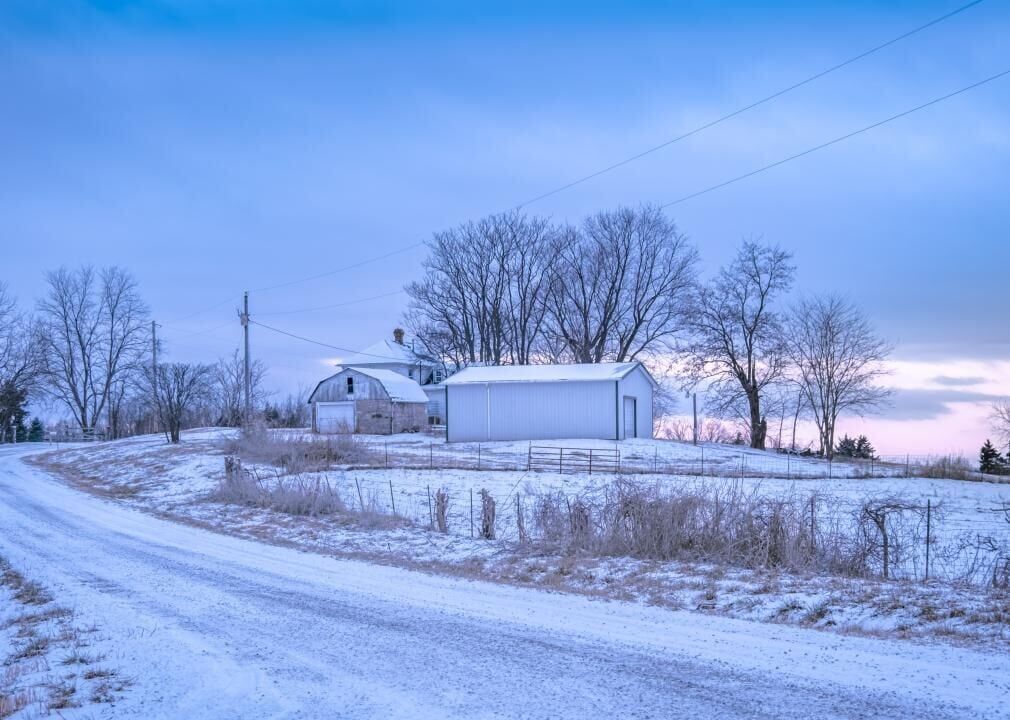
442 362 657 443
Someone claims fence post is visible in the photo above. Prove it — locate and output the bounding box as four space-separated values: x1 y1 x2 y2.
905 454 910 478
701 446 705 476
589 450 593 475
559 448 564 473
470 488 474 538
355 477 364 512
828 457 832 480
527 443 532 471
787 452 791 481
430 442 433 469
740 453 744 479
810 495 816 554
477 443 481 471
389 479 396 515
653 446 658 473
427 484 433 528
925 499 932 582
384 442 388 469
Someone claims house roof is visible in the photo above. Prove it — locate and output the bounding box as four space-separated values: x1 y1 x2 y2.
337 339 434 367
307 367 429 404
440 362 657 387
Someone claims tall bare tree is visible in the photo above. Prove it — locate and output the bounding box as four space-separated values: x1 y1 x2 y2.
0 284 44 441
37 267 149 433
406 211 555 366
148 362 213 443
686 241 795 449
548 205 697 363
212 349 267 426
993 400 1010 454
786 295 892 458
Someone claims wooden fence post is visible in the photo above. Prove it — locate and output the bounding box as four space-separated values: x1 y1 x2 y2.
389 478 396 515
925 499 932 582
427 484 433 528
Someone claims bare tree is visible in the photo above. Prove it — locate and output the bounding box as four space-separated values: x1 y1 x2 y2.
548 205 698 363
787 295 892 458
685 241 794 449
407 211 555 366
212 349 267 426
147 362 213 443
37 267 149 433
993 400 1010 454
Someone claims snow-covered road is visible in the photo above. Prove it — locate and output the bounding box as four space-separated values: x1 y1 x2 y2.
1 445 1007 719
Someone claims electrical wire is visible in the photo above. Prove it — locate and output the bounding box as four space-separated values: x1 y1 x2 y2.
515 0 987 209
249 319 422 361
255 289 406 317
660 67 1010 208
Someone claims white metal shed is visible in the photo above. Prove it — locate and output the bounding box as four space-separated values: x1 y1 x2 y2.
441 362 657 443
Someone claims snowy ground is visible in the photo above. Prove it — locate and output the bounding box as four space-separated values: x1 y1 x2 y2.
0 556 132 718
23 430 1010 647
3 442 1010 719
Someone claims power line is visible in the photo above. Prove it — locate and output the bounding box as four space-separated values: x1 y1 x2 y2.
256 289 406 317
161 295 242 328
660 67 1010 208
515 0 987 209
250 243 425 294
250 319 420 363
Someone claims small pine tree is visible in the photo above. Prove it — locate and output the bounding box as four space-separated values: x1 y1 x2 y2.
980 439 1006 474
835 435 857 458
27 418 45 442
854 435 876 460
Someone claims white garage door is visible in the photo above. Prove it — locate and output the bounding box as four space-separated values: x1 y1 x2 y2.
315 402 354 433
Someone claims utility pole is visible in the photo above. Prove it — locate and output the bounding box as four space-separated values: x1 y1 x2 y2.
692 392 698 446
240 291 251 427
151 320 160 433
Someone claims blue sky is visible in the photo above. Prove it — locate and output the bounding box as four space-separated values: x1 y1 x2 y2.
1 1 1008 452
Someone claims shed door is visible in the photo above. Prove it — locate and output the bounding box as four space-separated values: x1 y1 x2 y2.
623 396 637 439
316 401 354 433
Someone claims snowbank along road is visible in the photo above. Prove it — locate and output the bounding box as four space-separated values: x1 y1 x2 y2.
1 444 1007 719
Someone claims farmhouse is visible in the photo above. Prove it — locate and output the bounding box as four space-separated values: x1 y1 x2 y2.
308 366 428 434
442 362 656 443
333 328 448 424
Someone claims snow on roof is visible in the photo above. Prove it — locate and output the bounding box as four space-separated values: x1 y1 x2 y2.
337 339 434 367
441 362 655 386
345 367 429 403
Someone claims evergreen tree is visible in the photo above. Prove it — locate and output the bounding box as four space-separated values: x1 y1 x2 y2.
835 435 857 458
854 435 876 460
27 418 45 442
980 439 1006 474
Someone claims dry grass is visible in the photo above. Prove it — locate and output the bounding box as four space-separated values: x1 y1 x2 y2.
1 555 129 715
224 425 372 474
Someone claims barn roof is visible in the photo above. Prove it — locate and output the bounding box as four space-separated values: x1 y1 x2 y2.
441 362 657 387
348 367 429 402
307 367 429 404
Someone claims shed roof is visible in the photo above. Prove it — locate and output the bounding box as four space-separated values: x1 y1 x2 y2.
308 367 429 404
441 362 657 387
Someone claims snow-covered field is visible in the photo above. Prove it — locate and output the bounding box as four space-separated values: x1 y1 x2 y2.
22 429 1010 646
3 442 1010 719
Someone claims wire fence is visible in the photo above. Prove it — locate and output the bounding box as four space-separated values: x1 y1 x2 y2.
227 453 1010 588
338 437 1010 484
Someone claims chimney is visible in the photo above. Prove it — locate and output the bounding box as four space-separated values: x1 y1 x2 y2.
393 327 405 345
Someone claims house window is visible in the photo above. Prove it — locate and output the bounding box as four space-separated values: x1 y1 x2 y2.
434 368 444 384
346 377 354 395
